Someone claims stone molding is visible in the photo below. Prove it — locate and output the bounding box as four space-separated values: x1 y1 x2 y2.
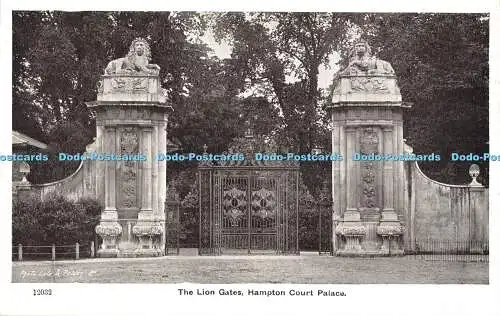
335 223 367 236
132 222 164 236
95 222 123 237
97 75 167 103
376 224 404 236
331 75 402 104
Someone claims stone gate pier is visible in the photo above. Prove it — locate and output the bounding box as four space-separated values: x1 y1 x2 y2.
87 38 171 257
11 38 488 259
328 40 407 256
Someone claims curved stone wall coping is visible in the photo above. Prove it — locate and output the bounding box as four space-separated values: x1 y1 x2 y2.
413 161 471 188
31 160 85 188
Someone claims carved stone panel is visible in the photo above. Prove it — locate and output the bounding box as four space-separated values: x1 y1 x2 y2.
349 76 390 94
132 78 148 92
111 78 127 91
120 128 139 208
360 127 379 208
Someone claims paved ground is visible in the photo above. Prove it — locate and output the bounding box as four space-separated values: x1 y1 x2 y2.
12 251 488 284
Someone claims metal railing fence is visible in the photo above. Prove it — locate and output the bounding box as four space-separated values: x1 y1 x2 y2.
12 242 97 261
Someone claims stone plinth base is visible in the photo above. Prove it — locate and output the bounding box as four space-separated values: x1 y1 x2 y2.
335 249 396 257
97 248 120 258
117 248 163 258
334 211 406 257
335 245 405 257
98 245 164 258
378 248 405 256
134 247 163 257
377 211 404 256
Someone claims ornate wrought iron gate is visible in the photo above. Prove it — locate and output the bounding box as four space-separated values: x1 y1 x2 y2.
199 168 299 255
318 200 333 255
318 181 333 255
197 135 301 256
216 173 282 254
164 188 180 255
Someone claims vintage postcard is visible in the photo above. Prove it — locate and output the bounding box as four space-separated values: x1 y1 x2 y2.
1 1 499 315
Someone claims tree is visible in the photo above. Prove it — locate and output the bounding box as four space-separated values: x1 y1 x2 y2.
14 12 488 189
211 12 357 193
361 13 489 184
212 12 353 153
13 11 261 183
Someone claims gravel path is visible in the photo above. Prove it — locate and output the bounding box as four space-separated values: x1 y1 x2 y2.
11 254 488 284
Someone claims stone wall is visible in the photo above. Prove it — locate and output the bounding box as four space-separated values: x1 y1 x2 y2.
404 160 488 252
14 143 99 203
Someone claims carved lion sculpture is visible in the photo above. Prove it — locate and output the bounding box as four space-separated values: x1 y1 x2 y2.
342 40 395 75
105 38 160 75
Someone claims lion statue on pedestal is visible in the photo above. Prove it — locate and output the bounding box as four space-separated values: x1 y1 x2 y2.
342 39 395 75
105 38 160 75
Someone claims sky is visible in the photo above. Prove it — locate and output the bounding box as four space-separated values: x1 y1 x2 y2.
199 30 341 90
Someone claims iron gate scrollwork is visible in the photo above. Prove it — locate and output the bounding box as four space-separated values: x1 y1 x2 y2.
199 168 299 255
318 181 333 255
198 136 299 255
164 187 180 255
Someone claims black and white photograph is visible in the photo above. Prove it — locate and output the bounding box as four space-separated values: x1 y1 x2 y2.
1 1 499 316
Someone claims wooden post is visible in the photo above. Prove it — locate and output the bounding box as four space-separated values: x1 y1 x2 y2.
18 244 22 261
51 244 55 261
75 243 80 260
90 241 95 258
94 235 98 255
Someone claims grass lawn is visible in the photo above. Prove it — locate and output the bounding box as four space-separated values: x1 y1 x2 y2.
11 251 488 284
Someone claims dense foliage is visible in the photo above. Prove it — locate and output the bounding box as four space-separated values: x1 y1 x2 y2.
12 194 101 247
362 13 489 184
12 12 489 250
13 12 489 187
13 11 273 184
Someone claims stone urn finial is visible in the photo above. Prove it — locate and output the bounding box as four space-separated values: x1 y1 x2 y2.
19 161 31 183
469 164 483 187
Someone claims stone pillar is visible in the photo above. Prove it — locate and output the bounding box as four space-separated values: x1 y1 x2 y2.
335 211 367 255
95 126 106 202
95 210 122 257
468 164 488 253
133 127 163 256
345 127 357 211
377 127 403 255
382 127 394 212
328 40 408 256
105 127 117 211
335 126 366 255
157 120 168 253
88 38 171 257
141 128 153 211
95 127 122 257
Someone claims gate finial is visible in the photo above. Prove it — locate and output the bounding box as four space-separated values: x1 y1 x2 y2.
244 119 254 138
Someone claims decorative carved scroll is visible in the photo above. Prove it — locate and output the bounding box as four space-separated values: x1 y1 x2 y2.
110 77 150 93
120 128 138 208
97 79 104 94
350 77 390 93
360 128 379 208
111 78 127 91
132 78 148 92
